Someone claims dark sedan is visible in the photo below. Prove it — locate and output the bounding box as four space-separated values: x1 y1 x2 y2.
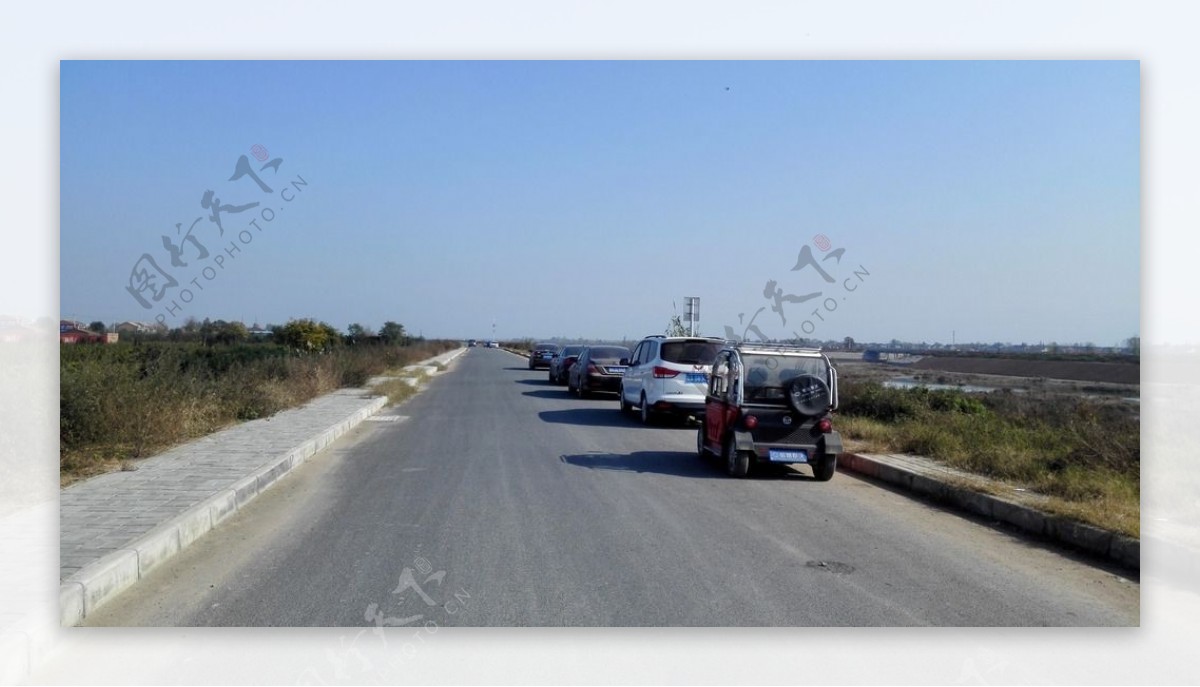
548 345 586 385
528 342 561 370
568 345 631 397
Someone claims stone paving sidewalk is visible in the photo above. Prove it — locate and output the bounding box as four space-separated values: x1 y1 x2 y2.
59 348 465 594
60 388 386 581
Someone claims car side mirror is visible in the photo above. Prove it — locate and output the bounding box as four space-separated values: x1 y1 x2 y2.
619 358 630 366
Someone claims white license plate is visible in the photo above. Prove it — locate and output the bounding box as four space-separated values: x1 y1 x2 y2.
768 449 808 463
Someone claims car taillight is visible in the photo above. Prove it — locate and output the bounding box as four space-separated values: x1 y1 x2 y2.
744 415 758 429
818 418 833 433
652 366 679 378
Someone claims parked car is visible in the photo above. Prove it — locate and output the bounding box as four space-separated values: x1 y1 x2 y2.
548 345 586 384
568 345 631 397
697 341 842 480
619 335 725 424
528 342 561 370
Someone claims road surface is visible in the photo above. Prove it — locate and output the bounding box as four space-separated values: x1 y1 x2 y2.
85 347 1139 627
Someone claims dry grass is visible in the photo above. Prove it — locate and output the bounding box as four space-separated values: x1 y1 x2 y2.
836 382 1140 537
373 372 429 406
60 341 456 486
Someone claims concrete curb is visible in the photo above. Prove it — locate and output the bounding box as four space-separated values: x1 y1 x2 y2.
838 452 1139 571
59 347 466 627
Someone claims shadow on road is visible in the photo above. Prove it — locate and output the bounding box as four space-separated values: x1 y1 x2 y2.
560 451 724 479
513 378 553 385
538 407 638 428
538 406 697 429
523 389 571 399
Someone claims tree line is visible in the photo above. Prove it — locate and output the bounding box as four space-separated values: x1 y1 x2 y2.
106 317 414 351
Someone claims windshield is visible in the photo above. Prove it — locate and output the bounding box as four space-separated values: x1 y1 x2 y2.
589 346 630 361
741 353 830 404
661 340 723 365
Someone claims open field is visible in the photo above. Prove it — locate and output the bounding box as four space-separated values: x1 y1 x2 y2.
831 357 1139 537
909 355 1140 385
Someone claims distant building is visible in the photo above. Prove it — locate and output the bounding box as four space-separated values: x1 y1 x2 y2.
115 321 165 334
0 319 39 343
60 327 104 344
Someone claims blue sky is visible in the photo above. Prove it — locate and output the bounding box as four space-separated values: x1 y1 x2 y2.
61 60 1139 345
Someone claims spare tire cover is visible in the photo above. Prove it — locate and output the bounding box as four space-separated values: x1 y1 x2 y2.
787 375 830 416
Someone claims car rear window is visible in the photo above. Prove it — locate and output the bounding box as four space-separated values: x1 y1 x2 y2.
742 354 831 403
560 346 584 356
589 346 630 360
534 343 559 351
660 341 723 365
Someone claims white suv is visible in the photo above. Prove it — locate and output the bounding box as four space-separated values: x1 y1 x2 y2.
619 335 726 424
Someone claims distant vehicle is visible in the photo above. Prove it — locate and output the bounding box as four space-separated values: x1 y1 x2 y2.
619 335 725 424
697 341 842 480
486 340 499 348
528 342 561 370
548 345 586 385
467 339 478 347
568 345 631 397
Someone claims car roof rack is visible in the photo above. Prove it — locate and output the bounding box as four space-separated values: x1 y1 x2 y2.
726 340 825 354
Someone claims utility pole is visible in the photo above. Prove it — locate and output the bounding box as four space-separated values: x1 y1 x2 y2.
684 297 699 337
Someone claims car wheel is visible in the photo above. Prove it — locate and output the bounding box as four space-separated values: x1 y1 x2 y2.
696 422 707 457
578 379 589 398
567 374 576 393
619 385 632 414
812 454 837 482
639 393 654 425
725 440 750 478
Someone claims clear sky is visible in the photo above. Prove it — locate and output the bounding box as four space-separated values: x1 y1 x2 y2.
61 60 1139 345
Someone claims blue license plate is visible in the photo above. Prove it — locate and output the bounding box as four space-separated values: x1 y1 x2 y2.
608 366 627 374
685 373 707 384
768 449 808 463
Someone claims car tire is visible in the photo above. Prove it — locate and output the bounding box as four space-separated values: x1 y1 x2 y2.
619 385 633 414
639 393 654 425
812 454 837 481
725 440 750 478
696 422 707 457
567 374 576 393
578 379 589 398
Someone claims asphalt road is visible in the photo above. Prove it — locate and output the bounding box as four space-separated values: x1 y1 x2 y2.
86 347 1139 627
